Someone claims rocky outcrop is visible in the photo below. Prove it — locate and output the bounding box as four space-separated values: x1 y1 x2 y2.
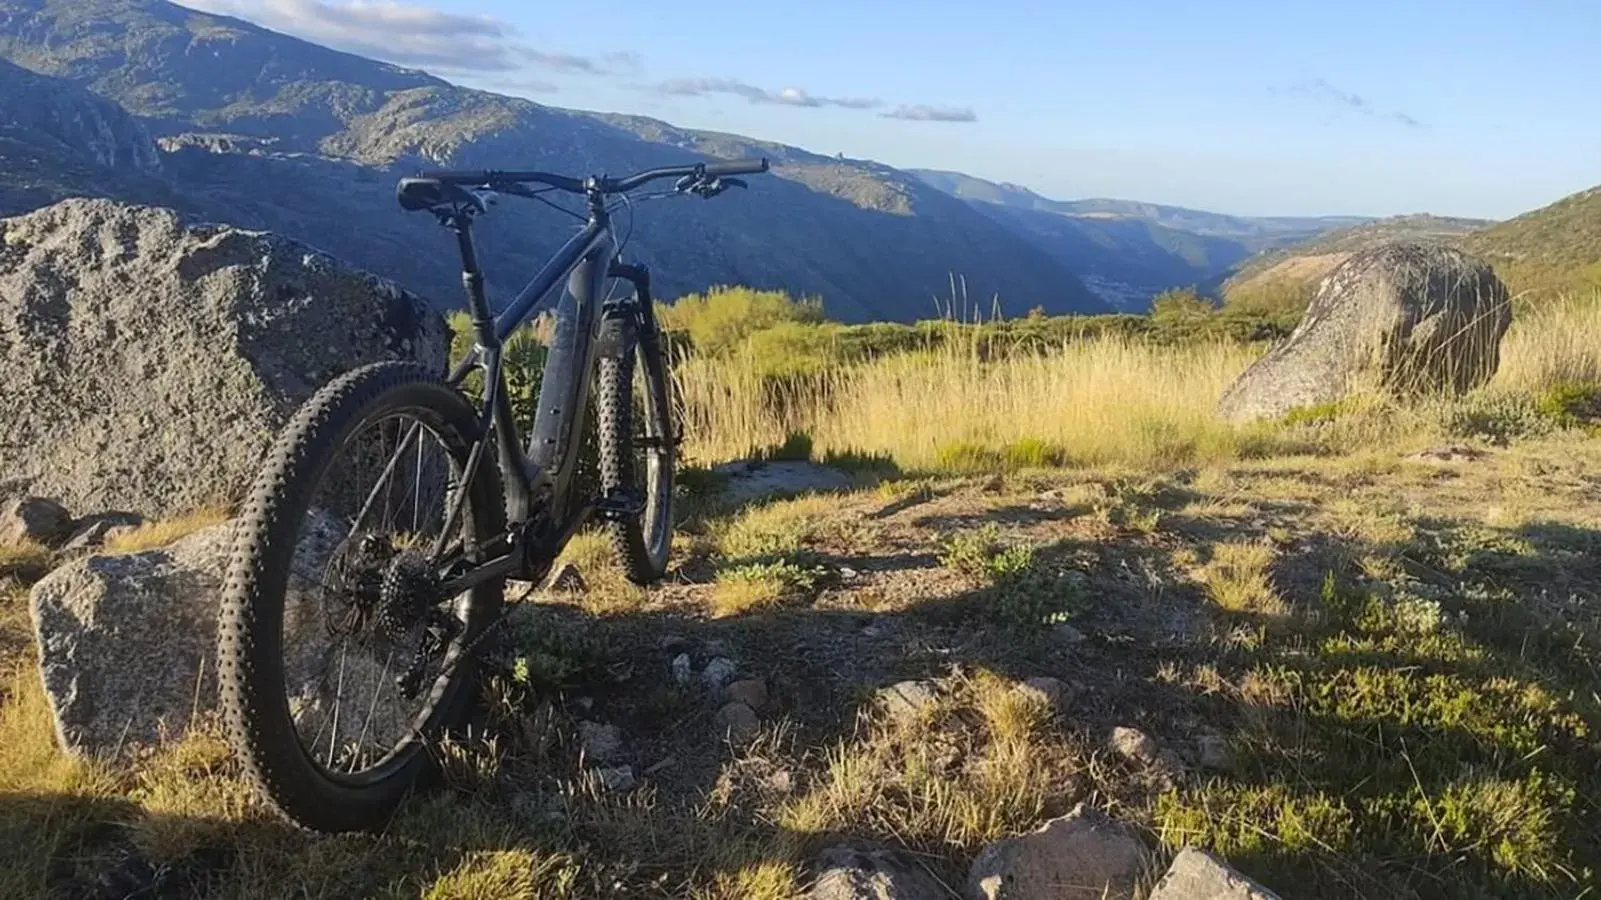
29 521 238 757
0 57 162 174
0 198 449 518
1216 243 1511 423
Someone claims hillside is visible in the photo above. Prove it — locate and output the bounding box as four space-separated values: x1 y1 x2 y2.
0 0 1110 322
1463 185 1601 299
911 168 1370 308
0 57 178 212
1220 213 1494 299
911 168 1368 244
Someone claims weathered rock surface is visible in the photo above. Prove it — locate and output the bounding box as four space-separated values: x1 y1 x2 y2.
808 845 947 900
0 198 449 518
1147 848 1282 900
1217 243 1511 423
29 511 386 762
966 804 1149 900
29 521 237 757
1 496 72 546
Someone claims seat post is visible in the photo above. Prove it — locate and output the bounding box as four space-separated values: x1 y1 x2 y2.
449 213 498 349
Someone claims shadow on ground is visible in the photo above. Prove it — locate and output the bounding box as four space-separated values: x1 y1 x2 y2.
5 451 1601 898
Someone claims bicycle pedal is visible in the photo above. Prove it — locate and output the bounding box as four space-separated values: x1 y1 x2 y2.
594 492 645 521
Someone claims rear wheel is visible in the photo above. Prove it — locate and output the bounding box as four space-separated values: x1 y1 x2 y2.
218 361 505 833
596 312 675 584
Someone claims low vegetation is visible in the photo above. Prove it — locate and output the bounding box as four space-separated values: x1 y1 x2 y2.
3 284 1599 897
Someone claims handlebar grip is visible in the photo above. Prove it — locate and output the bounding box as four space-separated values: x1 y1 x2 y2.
702 158 769 177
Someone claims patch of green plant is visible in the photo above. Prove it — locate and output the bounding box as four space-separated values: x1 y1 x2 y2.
1438 391 1553 444
938 526 1080 627
933 438 1071 473
1534 381 1601 428
1280 397 1364 427
1155 783 1357 858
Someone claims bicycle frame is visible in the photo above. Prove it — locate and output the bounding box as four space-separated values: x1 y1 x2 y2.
427 201 642 596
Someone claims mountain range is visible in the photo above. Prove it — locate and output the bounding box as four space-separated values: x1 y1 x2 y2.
1 0 1593 323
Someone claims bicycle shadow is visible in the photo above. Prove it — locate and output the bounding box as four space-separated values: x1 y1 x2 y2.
11 459 1601 898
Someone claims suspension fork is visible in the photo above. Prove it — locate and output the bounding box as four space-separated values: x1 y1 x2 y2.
607 260 658 340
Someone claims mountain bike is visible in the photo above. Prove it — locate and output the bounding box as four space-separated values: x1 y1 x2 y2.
217 157 770 832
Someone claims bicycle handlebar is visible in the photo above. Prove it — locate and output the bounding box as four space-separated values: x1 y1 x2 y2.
416 157 769 196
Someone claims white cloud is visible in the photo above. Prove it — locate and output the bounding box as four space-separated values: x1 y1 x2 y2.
181 0 634 76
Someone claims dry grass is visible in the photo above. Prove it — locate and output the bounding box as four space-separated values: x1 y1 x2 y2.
676 334 1273 471
674 292 1601 475
1492 293 1601 392
777 669 1077 854
103 506 232 554
1199 541 1287 618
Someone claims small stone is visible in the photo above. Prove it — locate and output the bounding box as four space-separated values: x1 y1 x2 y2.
1407 443 1487 464
715 701 760 741
808 844 945 900
877 680 938 722
1018 676 1073 713
670 652 692 684
1054 622 1087 644
725 678 770 711
595 765 635 792
701 656 738 689
765 769 794 794
1196 733 1233 772
839 566 859 580
967 803 1149 900
1110 726 1160 765
2 497 73 547
59 512 143 553
546 561 587 593
578 721 624 763
1147 847 1282 900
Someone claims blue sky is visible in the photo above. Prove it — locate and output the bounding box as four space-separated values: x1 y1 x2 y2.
187 0 1600 219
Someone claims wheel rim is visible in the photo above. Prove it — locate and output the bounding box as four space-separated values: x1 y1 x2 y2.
277 410 479 784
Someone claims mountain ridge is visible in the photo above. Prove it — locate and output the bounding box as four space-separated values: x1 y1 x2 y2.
0 0 1110 322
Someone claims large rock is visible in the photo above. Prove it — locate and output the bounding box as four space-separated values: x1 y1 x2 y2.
966 804 1150 900
30 511 398 761
1147 848 1282 900
29 521 238 757
0 198 449 518
1216 243 1511 423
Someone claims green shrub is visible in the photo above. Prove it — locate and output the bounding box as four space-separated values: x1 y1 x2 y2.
1439 392 1554 444
1534 381 1601 427
657 286 824 357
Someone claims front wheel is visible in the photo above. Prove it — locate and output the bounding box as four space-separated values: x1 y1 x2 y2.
596 312 675 584
217 361 505 833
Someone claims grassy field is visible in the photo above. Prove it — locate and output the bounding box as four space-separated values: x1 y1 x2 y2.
2 292 1599 898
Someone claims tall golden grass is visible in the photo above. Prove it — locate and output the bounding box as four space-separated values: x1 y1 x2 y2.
673 293 1601 471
